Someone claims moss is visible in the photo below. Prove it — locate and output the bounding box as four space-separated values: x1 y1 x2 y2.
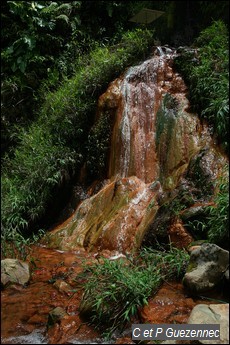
155 93 178 149
156 93 181 187
147 198 155 210
186 261 198 273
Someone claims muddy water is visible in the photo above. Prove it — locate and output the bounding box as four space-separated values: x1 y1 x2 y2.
2 244 226 344
1 245 103 344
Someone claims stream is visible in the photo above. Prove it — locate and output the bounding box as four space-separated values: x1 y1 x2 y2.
2 243 227 344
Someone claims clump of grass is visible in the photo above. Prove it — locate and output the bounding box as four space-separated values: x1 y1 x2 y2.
76 246 189 339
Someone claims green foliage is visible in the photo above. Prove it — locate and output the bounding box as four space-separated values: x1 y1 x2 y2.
1 228 45 261
184 170 229 248
1 1 83 156
77 246 189 339
1 125 77 237
206 174 229 247
2 1 143 157
184 219 209 240
174 20 229 153
1 28 155 244
1 1 82 75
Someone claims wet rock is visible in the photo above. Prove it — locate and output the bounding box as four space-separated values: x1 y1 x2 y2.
47 314 100 344
188 304 229 344
155 92 209 192
41 49 227 256
47 307 68 327
1 258 30 288
168 218 194 249
183 243 229 294
140 282 196 324
46 176 159 253
27 313 47 325
185 147 227 200
53 279 73 295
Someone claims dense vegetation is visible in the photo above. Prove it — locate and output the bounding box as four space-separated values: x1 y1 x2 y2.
174 20 229 153
1 2 229 255
77 246 189 339
1 2 228 339
1 1 229 250
1 28 156 244
173 20 229 248
1 0 162 156
2 1 229 156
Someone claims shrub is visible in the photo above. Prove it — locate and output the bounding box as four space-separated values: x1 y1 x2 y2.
77 246 189 339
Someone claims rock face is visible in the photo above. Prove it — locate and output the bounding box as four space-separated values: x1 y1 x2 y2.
183 243 229 293
1 258 30 287
45 176 160 253
188 304 229 344
44 47 228 254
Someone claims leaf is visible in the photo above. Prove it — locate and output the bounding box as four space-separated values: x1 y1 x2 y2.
56 14 69 24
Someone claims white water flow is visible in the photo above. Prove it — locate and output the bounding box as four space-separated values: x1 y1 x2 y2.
120 76 131 177
116 49 175 183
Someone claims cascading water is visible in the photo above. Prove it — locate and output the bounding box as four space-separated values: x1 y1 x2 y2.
120 76 131 178
109 54 163 182
45 46 210 254
2 46 228 344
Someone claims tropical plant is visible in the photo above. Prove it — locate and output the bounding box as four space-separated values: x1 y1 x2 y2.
79 258 160 340
1 1 83 157
77 246 189 339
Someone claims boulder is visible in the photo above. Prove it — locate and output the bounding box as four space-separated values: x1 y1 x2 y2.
1 258 30 287
183 243 229 293
188 304 229 344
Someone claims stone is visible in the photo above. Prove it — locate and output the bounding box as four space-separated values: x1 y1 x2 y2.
188 304 229 344
1 258 30 287
183 243 229 294
53 279 73 295
47 307 67 327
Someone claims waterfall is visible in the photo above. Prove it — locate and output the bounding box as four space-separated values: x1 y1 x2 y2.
44 46 226 255
120 74 131 177
110 49 176 183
